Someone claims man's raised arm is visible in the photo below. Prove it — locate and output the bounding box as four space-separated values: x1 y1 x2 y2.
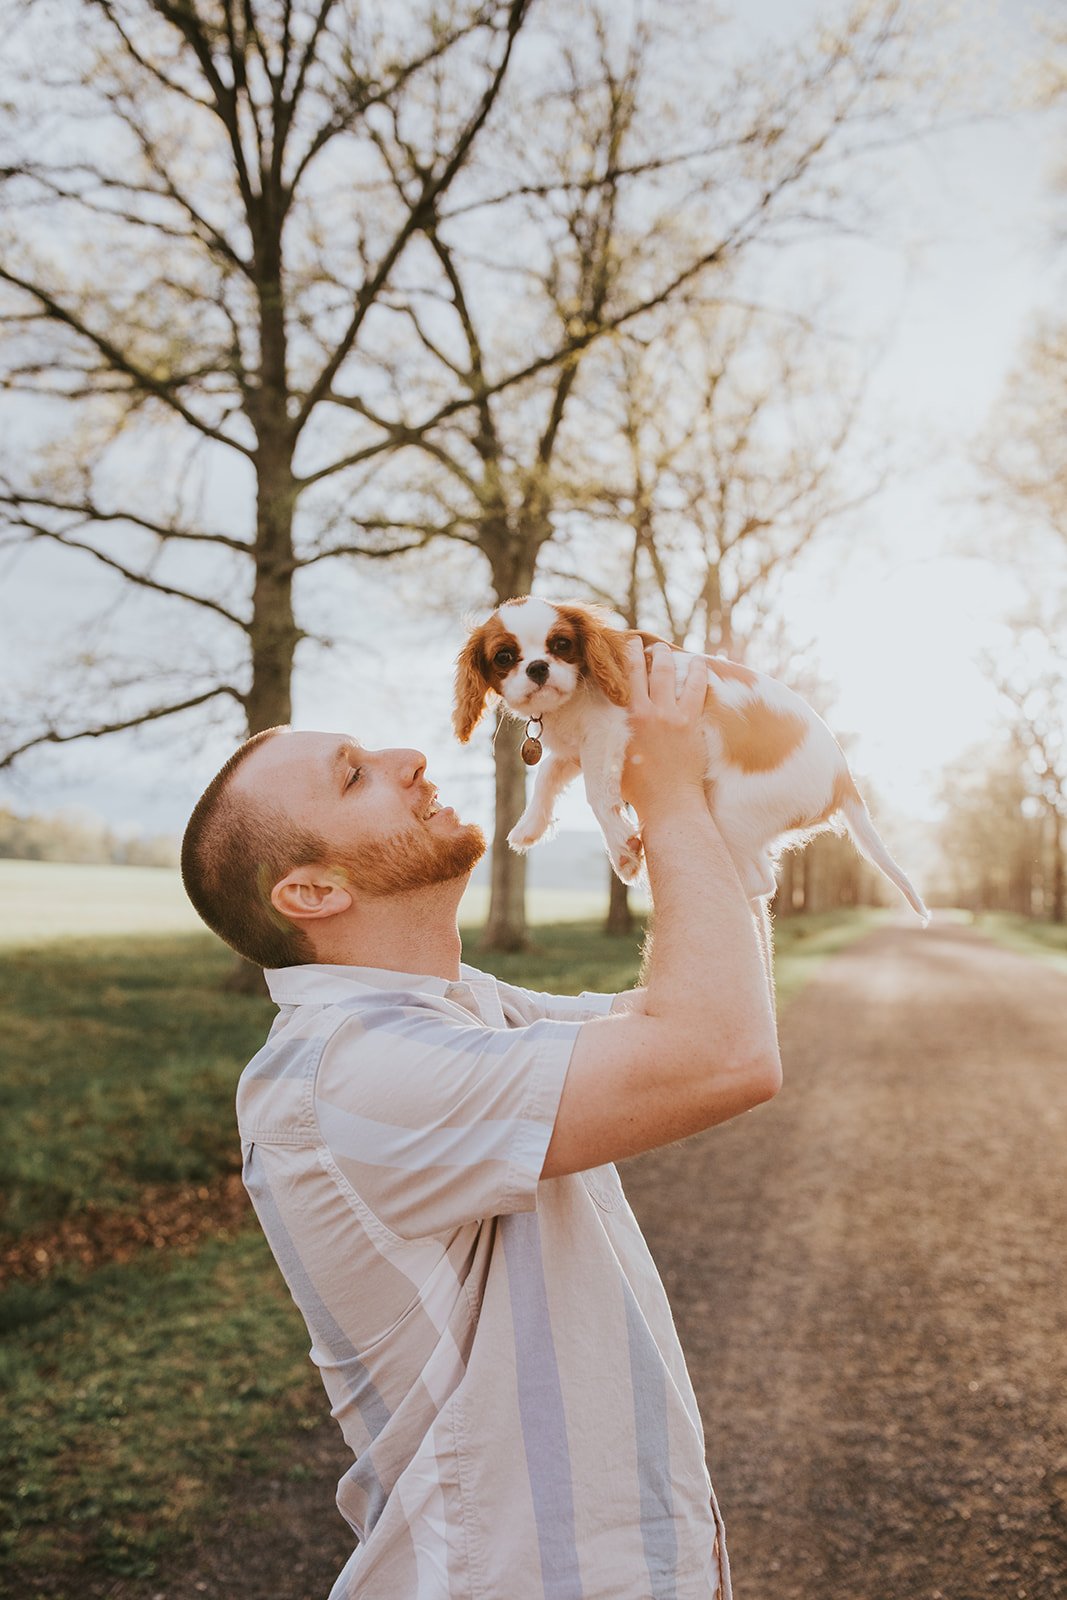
541 642 781 1181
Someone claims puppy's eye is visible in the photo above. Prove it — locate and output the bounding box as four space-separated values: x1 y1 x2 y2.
493 649 517 670
548 636 573 658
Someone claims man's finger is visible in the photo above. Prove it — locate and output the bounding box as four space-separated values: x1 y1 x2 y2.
626 637 650 705
648 642 676 702
678 656 708 717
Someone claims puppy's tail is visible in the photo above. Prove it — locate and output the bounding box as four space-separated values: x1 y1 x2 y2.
838 779 930 925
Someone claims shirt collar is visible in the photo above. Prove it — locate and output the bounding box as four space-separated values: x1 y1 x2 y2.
264 960 494 1007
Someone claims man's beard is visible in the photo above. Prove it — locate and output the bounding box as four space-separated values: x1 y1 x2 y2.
338 815 486 898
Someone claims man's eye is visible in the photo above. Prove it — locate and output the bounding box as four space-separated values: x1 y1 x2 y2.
548 636 573 657
345 766 362 789
494 650 516 670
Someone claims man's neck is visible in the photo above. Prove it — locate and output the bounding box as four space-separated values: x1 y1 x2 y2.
309 876 467 980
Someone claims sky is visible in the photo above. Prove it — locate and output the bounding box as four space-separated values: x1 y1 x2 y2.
0 0 1062 845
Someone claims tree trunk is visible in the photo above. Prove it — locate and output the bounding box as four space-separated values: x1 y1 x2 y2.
245 578 297 729
793 850 807 913
1050 807 1065 925
245 216 299 735
244 429 300 732
226 329 296 989
482 711 529 950
603 863 634 935
702 562 734 656
482 534 542 951
772 850 794 917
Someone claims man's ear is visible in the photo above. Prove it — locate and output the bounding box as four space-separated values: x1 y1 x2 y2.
270 867 353 925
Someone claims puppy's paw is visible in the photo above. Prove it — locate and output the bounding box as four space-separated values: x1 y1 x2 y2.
507 819 543 853
611 832 645 885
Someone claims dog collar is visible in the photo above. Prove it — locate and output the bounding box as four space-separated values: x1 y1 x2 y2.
521 717 544 765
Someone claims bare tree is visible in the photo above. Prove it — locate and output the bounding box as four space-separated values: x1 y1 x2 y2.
0 0 534 762
586 305 879 651
975 15 1067 558
980 599 1067 922
335 0 946 947
1 0 952 955
970 41 1067 924
537 296 882 928
936 742 1047 917
978 319 1067 557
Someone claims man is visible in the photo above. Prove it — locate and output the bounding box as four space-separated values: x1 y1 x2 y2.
181 642 781 1600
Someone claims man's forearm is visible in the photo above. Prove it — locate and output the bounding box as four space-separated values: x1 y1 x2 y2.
639 903 776 1018
640 794 779 1069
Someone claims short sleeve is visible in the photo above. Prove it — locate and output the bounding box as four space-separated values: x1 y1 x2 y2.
472 970 617 1027
313 1000 581 1239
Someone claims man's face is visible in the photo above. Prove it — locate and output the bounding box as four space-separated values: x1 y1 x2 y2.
230 729 485 896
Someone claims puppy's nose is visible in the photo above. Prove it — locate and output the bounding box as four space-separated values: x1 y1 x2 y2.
526 660 549 686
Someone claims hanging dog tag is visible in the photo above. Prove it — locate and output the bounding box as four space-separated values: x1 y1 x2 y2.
521 718 543 765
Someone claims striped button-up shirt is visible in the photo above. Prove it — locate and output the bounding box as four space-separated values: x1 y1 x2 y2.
237 960 729 1599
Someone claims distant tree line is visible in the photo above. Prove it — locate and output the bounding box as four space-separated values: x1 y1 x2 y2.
0 808 177 868
773 832 887 920
964 20 1066 927
936 742 1064 924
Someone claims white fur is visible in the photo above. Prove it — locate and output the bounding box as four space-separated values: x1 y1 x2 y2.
487 600 928 920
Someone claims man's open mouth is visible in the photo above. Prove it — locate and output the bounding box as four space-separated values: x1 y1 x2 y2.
420 793 442 820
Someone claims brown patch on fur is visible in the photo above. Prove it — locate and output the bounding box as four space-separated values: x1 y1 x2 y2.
706 654 759 688
453 614 520 741
633 628 671 653
705 689 807 774
554 601 632 707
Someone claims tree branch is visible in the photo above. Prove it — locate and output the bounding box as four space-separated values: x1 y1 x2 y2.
5 518 250 631
0 266 255 456
0 489 251 554
291 0 532 438
0 685 243 772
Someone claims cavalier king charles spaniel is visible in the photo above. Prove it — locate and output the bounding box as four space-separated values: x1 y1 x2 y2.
454 595 928 919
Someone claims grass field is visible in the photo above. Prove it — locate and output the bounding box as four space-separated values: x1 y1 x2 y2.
0 860 204 945
6 868 1060 1591
973 910 1067 974
0 859 641 948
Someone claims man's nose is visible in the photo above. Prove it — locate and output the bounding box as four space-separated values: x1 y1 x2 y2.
526 660 549 686
389 748 426 785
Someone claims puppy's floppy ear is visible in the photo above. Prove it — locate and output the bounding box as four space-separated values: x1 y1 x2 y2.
561 602 632 708
453 626 494 742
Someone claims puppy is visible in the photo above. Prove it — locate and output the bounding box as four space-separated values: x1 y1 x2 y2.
453 595 928 920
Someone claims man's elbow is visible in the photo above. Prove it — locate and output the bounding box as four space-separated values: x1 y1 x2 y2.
737 1045 782 1109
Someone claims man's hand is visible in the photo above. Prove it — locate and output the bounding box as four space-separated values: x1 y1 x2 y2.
621 641 708 823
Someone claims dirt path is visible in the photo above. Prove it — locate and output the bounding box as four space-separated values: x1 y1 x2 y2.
625 916 1067 1600
113 916 1067 1600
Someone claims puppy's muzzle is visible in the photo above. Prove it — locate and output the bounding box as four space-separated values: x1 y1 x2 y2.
526 660 549 686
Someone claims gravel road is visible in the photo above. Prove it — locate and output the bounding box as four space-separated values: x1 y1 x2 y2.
625 916 1067 1600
